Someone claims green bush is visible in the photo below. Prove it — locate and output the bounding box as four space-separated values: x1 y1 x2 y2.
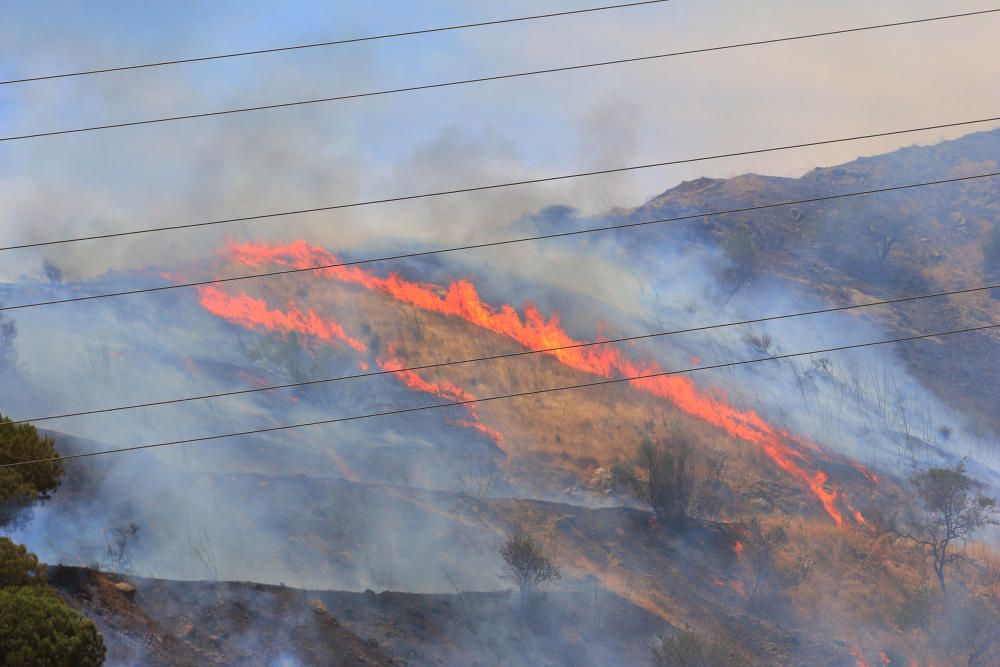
0 587 105 666
0 538 46 589
0 416 63 528
0 420 104 664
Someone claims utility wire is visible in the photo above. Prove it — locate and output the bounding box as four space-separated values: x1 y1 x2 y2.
3 116 998 254
0 1 673 86
5 280 999 428
3 322 997 468
1 170 997 312
2 8 997 142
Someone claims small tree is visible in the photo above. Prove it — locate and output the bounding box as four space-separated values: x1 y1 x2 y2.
0 416 63 529
636 437 693 530
499 533 560 609
891 463 998 593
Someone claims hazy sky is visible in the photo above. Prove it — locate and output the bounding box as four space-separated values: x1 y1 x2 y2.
1 0 998 279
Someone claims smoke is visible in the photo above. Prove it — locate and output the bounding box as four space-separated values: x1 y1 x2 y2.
6 195 995 587
3 25 1000 653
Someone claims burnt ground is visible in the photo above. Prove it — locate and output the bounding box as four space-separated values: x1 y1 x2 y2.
48 566 394 666
49 566 666 666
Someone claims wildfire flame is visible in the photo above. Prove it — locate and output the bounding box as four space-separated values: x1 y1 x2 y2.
851 647 871 667
379 346 504 448
852 460 880 484
198 285 503 448
198 286 366 353
216 240 866 525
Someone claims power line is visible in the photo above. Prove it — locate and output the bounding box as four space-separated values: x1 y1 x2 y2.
3 322 997 468
2 170 996 313
0 1 673 86
3 116 998 254
5 280 999 428
3 8 997 143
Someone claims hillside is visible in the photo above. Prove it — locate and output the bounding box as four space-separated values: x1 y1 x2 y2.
4 129 1000 666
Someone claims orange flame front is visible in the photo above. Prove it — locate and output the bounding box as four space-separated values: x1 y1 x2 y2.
198 284 503 448
379 346 504 448
198 286 366 353
220 240 861 525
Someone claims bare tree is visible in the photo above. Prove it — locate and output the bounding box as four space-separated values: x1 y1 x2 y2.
499 533 560 609
889 463 998 593
103 522 140 574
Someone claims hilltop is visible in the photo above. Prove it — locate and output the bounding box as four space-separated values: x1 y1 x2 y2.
626 128 1000 438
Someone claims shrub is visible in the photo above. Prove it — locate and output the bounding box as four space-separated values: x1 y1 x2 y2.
0 538 46 589
652 630 749 666
0 587 105 666
636 437 693 530
983 224 1000 276
721 224 762 294
895 586 934 631
0 311 16 370
0 416 63 528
